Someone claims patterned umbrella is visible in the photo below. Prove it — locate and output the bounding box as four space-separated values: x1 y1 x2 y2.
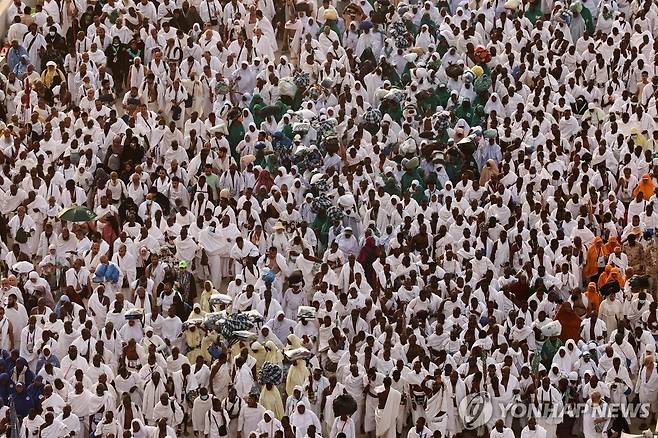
312 179 330 194
312 194 332 213
363 108 382 124
326 205 344 221
220 313 255 340
293 72 311 88
390 22 410 48
259 362 283 385
433 111 451 131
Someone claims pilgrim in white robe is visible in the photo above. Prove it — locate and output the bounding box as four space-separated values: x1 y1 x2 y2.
41 393 66 414
41 418 70 438
323 383 345 435
406 425 432 438
375 385 401 438
582 398 610 438
425 385 449 435
222 396 242 437
234 363 256 399
290 407 321 438
200 223 231 287
142 379 167 424
521 424 547 438
237 403 265 437
0 315 12 350
67 388 103 438
192 394 213 433
152 397 185 427
6 303 28 349
330 416 355 438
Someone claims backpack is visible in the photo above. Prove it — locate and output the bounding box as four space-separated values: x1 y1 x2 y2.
15 227 30 243
208 410 228 436
108 153 121 171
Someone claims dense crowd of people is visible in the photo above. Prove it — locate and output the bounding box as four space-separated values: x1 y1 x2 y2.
0 0 657 436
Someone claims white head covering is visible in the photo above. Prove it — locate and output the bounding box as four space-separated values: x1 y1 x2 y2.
484 93 505 116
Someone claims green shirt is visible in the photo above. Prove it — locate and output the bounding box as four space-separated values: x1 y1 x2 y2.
227 121 245 156
204 173 220 200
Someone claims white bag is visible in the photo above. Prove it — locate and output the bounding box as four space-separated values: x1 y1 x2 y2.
541 320 562 337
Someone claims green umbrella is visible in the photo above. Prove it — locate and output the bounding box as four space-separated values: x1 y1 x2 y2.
58 205 97 222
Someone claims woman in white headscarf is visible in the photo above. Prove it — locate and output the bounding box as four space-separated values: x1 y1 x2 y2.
564 339 582 365
415 25 436 48
263 312 293 344
296 101 317 121
362 70 383 105
131 419 158 438
596 4 616 33
254 328 280 354
305 17 320 39
260 115 278 135
285 385 313 419
344 22 359 52
289 18 307 64
484 93 505 118
237 123 258 156
274 167 294 189
343 91 363 116
257 410 283 435
189 23 203 41
448 118 471 140
72 165 94 192
276 113 292 133
199 221 225 286
551 347 575 374
290 178 306 205
458 84 476 104
452 7 469 27
276 56 294 78
439 180 455 201
241 108 255 131
547 365 564 386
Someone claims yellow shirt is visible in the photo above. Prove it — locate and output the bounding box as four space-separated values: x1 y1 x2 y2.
40 68 64 88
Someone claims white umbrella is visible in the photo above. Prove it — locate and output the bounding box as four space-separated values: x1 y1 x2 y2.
12 261 34 274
